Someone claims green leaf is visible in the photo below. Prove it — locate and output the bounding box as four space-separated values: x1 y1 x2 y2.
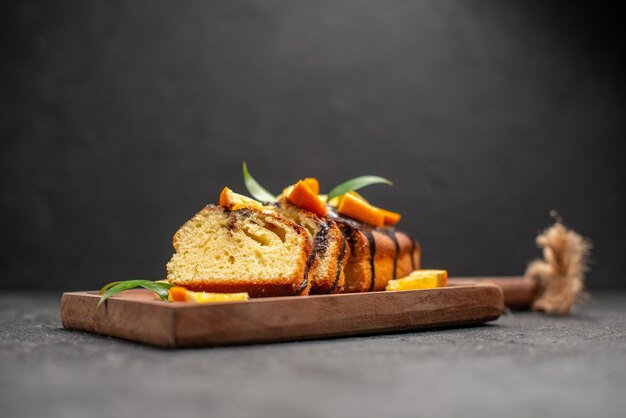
99 281 121 294
97 280 174 308
242 162 277 203
327 176 393 201
139 282 171 302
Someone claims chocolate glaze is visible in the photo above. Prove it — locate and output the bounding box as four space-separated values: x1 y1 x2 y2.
296 253 315 294
328 230 347 293
296 221 330 294
313 221 330 257
384 229 400 280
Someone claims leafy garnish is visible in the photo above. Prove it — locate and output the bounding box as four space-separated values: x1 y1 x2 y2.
97 280 175 308
242 162 277 203
99 281 121 294
327 176 393 201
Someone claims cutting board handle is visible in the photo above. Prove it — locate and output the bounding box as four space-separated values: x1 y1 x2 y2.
449 276 540 308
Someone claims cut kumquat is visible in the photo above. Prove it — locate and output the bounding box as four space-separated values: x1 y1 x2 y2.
219 187 265 211
386 270 448 291
167 286 249 303
167 286 189 302
380 208 401 226
302 177 320 195
287 180 327 217
337 192 384 227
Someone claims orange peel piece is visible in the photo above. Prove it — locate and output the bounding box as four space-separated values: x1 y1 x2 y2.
380 208 401 226
347 191 368 203
219 187 265 211
219 187 232 208
287 180 327 217
386 270 448 291
167 286 249 303
186 291 249 303
337 192 384 227
302 178 320 195
328 191 365 208
168 286 189 302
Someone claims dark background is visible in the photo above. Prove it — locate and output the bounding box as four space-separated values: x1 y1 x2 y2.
1 1 625 291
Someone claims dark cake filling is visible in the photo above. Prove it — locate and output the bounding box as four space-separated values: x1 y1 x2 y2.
296 220 330 294
328 232 347 293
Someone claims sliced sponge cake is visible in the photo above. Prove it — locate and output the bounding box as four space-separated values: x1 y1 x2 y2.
276 200 349 294
166 205 313 297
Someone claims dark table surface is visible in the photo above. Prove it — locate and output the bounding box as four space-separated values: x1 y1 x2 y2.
1 291 625 418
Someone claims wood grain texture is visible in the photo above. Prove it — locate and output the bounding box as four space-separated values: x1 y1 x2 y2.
450 276 540 308
60 284 503 348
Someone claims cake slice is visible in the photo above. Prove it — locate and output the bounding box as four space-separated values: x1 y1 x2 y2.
275 200 349 294
166 205 313 297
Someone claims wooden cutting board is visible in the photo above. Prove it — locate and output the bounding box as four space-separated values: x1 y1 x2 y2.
60 282 503 348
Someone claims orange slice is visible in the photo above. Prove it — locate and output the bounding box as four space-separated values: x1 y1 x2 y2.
219 187 231 208
303 177 320 195
380 208 401 226
167 286 249 303
386 270 448 291
219 187 265 211
167 286 189 302
348 191 369 203
186 291 249 303
337 192 384 227
329 191 368 208
287 180 327 217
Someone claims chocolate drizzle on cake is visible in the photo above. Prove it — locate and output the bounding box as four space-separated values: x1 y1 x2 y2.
328 232 347 293
385 229 400 280
297 255 314 294
313 221 330 256
296 221 330 294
